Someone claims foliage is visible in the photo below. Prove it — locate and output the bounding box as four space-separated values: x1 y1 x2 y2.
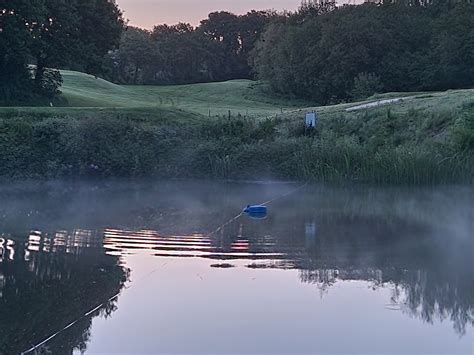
350 73 384 100
0 92 472 184
103 10 275 85
105 27 158 84
37 69 63 103
0 0 125 105
0 233 128 354
0 0 41 105
251 1 474 104
452 104 474 151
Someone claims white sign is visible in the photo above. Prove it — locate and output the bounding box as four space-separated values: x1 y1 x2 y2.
305 112 317 127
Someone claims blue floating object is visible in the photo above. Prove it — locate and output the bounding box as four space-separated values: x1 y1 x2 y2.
243 205 267 215
246 211 267 220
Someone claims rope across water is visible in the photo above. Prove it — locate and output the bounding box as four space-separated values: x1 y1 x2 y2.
21 182 307 354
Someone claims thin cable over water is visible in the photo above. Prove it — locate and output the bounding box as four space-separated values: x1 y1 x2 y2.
258 183 308 206
21 182 306 354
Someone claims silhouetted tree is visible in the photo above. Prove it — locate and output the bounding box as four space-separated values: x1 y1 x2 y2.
0 0 124 105
251 1 474 104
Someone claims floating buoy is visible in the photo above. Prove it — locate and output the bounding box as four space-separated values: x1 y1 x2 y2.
243 205 267 214
243 205 267 219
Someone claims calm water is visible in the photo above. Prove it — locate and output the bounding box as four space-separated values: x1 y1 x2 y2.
0 181 472 354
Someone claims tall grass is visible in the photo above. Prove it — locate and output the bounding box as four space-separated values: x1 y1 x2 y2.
0 107 472 184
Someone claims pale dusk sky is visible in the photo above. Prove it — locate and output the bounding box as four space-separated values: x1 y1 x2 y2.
116 0 359 29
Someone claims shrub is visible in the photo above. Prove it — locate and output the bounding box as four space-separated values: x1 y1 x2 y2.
351 73 384 100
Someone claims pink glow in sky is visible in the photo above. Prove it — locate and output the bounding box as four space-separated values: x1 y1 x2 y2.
116 0 358 29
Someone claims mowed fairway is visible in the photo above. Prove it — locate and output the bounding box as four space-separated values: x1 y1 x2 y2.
60 70 299 117
2 69 472 124
60 70 474 117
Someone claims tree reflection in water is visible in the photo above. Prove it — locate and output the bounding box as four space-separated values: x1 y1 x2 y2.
0 230 129 354
243 214 474 337
100 212 474 338
298 266 473 336
0 181 472 350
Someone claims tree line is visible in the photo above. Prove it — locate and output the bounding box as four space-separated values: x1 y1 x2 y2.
251 0 474 104
106 0 473 105
0 0 124 105
102 10 274 85
1 0 473 105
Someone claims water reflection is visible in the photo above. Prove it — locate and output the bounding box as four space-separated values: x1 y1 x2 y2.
101 213 473 336
103 228 284 259
0 181 472 353
0 230 128 354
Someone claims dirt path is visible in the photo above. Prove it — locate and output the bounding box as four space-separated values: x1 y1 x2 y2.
345 97 410 112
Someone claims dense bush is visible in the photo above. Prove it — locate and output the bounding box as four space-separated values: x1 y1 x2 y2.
251 2 474 104
0 108 472 184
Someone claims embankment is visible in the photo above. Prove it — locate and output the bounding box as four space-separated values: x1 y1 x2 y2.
0 98 472 184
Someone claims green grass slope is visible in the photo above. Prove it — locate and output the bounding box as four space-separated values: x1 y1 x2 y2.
270 89 473 121
59 70 301 117
0 69 472 183
278 88 474 162
59 70 474 123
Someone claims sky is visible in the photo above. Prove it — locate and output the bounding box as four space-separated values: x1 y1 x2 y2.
116 0 359 29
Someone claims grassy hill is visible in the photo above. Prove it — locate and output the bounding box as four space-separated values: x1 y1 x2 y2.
59 70 474 130
0 70 472 183
283 89 474 146
59 70 303 117
4 69 472 124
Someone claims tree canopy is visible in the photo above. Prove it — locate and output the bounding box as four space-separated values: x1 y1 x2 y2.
251 1 474 104
103 10 276 85
0 0 124 105
103 1 472 103
1 0 473 105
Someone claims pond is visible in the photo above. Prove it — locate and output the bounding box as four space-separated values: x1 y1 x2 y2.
0 181 472 354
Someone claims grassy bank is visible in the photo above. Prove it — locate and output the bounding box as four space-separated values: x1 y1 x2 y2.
58 70 306 117
0 71 472 184
0 104 472 184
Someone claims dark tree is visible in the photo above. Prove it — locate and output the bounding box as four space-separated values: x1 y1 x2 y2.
116 27 156 84
102 9 275 85
151 23 212 84
199 10 274 80
0 0 124 105
28 0 79 98
0 0 42 104
251 1 474 104
74 0 125 74
199 12 242 79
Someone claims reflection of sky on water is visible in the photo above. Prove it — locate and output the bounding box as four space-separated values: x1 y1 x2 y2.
1 220 471 354
0 181 472 354
103 227 284 259
86 256 470 355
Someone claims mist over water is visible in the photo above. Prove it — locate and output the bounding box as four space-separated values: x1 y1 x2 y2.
0 180 472 354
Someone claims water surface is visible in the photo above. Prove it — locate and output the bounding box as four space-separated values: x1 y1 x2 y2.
0 181 472 354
